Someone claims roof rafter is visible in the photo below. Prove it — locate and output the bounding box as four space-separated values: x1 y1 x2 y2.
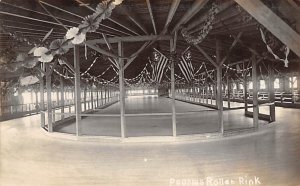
146 0 157 34
172 0 209 33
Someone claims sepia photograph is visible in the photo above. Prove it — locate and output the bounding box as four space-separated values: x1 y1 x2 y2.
0 0 300 185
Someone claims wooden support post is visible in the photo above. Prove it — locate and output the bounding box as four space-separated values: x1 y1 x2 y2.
210 85 213 105
216 38 224 134
205 84 209 104
60 77 65 120
101 87 104 105
252 55 259 129
39 75 45 128
104 86 107 104
0 88 2 117
243 75 248 112
83 86 87 111
91 84 94 109
227 76 231 108
170 37 177 137
268 63 275 122
108 87 110 102
118 41 126 138
74 46 81 136
96 86 99 108
45 64 53 132
35 89 38 112
56 88 59 107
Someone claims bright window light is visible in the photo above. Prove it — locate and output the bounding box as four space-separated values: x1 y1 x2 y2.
274 78 280 89
289 77 297 89
248 81 253 89
260 80 266 89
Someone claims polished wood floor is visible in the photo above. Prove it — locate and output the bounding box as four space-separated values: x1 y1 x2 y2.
55 96 263 136
1 97 300 186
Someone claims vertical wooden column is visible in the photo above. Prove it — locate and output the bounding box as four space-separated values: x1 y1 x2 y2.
205 83 208 104
108 87 110 102
211 85 213 104
83 86 87 111
252 56 259 129
268 63 275 122
0 88 2 117
45 64 53 132
96 86 99 108
193 84 196 102
227 76 231 109
170 37 177 137
216 38 224 134
104 86 107 104
74 46 81 136
243 75 248 112
297 75 300 93
91 84 94 109
199 83 202 103
236 81 240 99
60 77 65 120
39 75 45 128
56 88 59 107
100 86 104 105
118 41 126 138
35 89 38 112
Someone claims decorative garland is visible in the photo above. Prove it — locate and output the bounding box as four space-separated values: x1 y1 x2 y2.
259 28 290 67
181 3 218 45
1 0 122 73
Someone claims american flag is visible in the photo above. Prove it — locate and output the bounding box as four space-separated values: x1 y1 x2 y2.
178 51 194 82
150 48 169 83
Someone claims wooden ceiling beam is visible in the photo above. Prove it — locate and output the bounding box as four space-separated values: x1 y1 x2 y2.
119 6 149 35
0 1 80 27
146 0 157 35
172 0 209 33
4 25 65 35
86 35 172 45
108 17 141 36
39 1 129 36
193 44 218 68
189 11 241 35
1 19 66 33
72 0 138 36
186 1 235 33
220 32 243 65
163 0 181 33
234 0 300 58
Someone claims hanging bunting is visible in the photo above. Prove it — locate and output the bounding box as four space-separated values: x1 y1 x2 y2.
259 28 290 67
181 3 218 45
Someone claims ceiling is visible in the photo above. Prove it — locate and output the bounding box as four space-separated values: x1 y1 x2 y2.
0 0 299 87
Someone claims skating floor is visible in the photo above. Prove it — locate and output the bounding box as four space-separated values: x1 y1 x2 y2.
1 96 300 185
54 96 265 137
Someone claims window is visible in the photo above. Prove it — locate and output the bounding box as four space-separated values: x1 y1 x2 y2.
289 76 297 89
274 78 280 89
239 83 243 90
260 80 266 89
248 81 253 89
22 91 32 104
233 84 237 90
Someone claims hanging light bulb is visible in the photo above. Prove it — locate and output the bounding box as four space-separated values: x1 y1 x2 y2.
113 0 123 5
